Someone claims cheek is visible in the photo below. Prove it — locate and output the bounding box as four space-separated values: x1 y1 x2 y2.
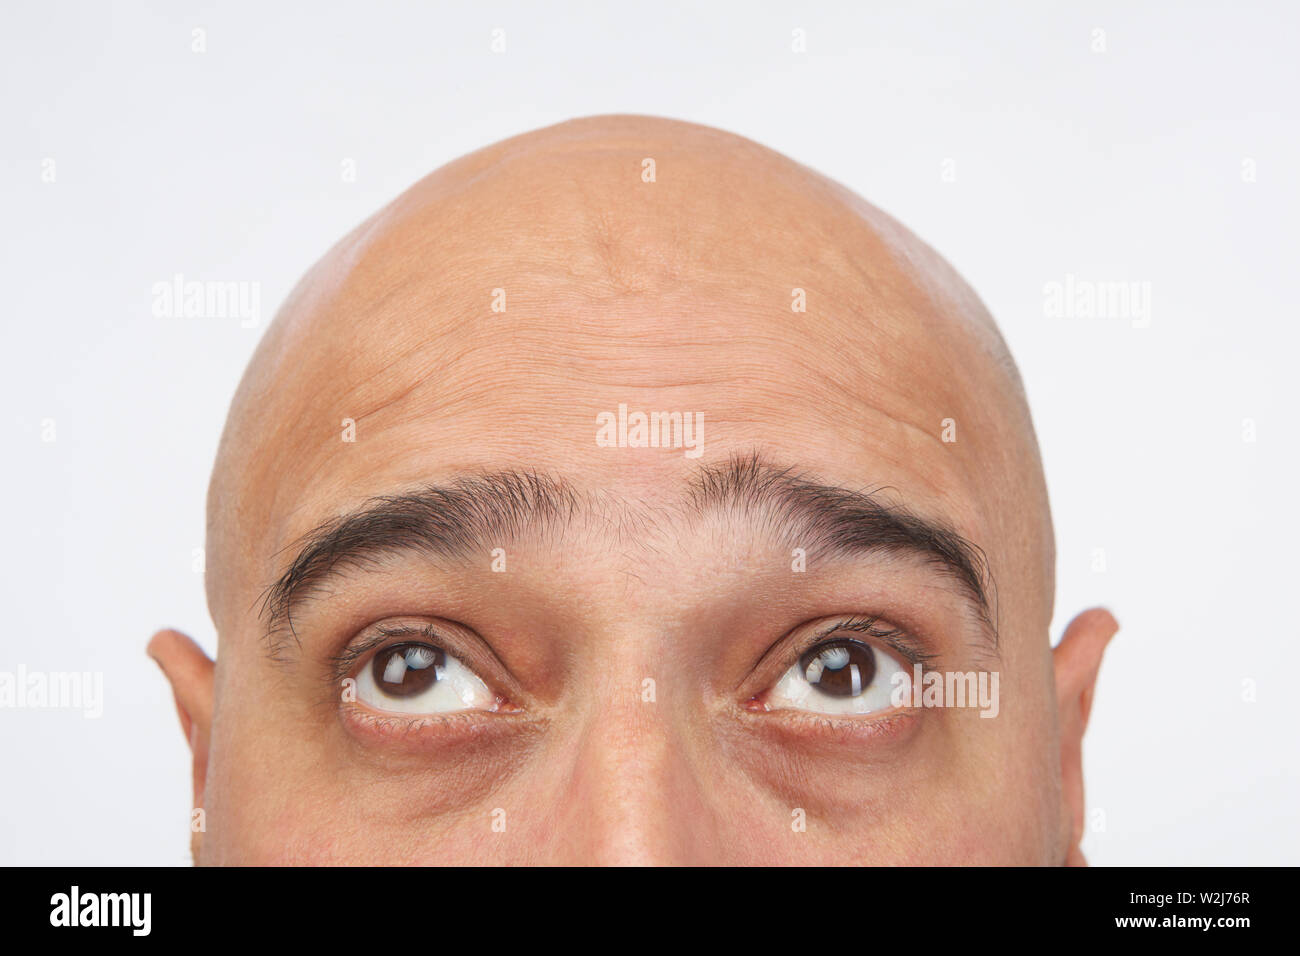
999 671 1068 859
202 770 414 865
936 721 1062 864
197 750 329 865
200 696 356 864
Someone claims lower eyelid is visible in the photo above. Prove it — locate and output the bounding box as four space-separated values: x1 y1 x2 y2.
733 700 923 749
339 699 535 748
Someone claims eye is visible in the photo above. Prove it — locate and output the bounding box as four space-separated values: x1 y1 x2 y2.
354 641 497 715
764 637 912 715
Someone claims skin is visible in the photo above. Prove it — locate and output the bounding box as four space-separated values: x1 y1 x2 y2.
149 115 1117 865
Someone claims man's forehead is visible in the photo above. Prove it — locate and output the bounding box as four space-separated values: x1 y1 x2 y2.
275 315 974 484
230 117 1016 521
255 283 996 514
207 118 1050 634
246 302 1005 615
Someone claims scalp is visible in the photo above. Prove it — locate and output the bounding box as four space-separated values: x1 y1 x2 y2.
205 115 1051 635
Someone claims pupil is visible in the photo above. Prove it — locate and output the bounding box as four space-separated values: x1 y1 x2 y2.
372 643 445 697
799 640 876 697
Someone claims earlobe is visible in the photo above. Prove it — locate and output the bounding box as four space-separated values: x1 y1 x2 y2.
147 628 215 862
1053 607 1119 866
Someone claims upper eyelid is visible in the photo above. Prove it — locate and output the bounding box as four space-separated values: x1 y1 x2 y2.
734 614 938 696
823 617 938 668
331 616 938 703
328 622 457 685
784 616 937 670
328 619 526 704
326 633 378 680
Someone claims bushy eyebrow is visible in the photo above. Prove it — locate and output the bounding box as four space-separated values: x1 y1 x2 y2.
259 470 579 658
259 453 996 658
688 453 996 633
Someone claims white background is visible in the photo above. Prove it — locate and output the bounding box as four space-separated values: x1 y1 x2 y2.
2 1 1296 865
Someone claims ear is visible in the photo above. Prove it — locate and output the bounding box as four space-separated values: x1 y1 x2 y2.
1053 607 1118 866
147 628 215 863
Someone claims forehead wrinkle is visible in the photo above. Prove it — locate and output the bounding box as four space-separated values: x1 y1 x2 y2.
312 320 979 487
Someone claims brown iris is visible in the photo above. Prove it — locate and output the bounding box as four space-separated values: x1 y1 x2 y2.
798 639 877 697
371 643 445 698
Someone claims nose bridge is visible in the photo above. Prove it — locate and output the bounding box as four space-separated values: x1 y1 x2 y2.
557 669 711 865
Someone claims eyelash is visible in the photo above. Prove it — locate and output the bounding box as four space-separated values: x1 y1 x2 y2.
331 614 936 737
786 615 937 670
328 622 447 685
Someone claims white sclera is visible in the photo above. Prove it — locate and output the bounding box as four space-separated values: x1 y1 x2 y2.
770 644 911 715
356 647 496 715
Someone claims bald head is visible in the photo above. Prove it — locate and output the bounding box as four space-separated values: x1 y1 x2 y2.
208 114 1050 630
152 115 1116 866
